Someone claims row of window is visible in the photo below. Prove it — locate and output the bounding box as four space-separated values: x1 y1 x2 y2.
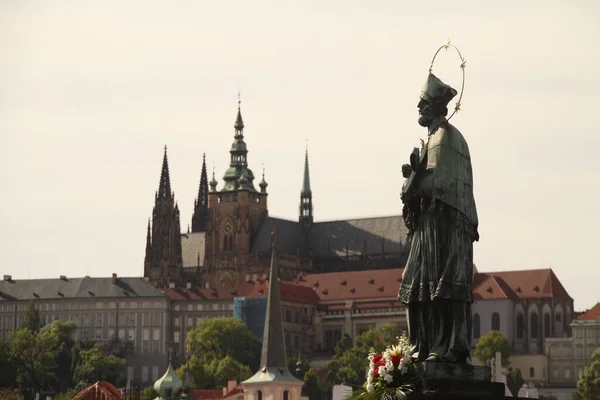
472 312 569 340
173 303 232 312
0 301 165 313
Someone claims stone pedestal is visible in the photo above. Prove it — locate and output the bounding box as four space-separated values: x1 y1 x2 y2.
406 362 518 400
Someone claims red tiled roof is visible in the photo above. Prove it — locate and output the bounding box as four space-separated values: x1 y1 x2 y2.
191 390 223 400
484 269 572 300
472 274 518 301
163 284 256 301
295 269 404 301
242 280 319 305
72 381 124 400
578 302 600 321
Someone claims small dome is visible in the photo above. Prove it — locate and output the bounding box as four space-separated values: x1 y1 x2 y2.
153 359 182 400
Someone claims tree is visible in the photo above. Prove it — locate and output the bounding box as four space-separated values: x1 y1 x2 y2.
574 347 600 400
22 301 40 332
506 368 524 398
474 330 511 366
10 327 61 397
139 386 157 400
303 368 326 400
72 345 125 385
183 317 260 389
0 337 16 388
186 317 261 372
327 324 403 388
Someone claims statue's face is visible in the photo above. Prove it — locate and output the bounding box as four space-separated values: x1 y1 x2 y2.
417 98 435 127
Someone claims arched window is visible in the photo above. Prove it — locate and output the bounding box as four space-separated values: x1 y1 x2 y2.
491 312 500 331
544 313 551 337
530 312 538 339
516 313 524 339
473 313 480 338
283 390 290 400
256 390 263 400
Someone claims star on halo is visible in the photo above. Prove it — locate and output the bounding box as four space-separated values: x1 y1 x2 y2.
460 59 467 69
454 102 462 112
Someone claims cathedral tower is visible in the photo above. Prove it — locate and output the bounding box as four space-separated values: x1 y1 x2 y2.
143 146 184 287
204 101 269 288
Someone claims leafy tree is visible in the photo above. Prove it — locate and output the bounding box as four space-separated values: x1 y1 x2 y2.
474 330 511 366
327 324 403 388
72 345 125 385
303 368 326 400
187 317 261 371
0 389 21 400
22 301 40 332
0 337 16 388
574 347 600 400
10 327 62 396
139 386 157 400
46 321 77 392
506 368 524 398
182 317 260 389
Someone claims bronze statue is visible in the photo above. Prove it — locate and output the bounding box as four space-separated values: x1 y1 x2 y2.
398 72 479 364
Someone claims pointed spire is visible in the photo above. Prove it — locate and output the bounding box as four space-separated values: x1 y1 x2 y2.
299 144 313 226
158 145 172 200
259 165 268 194
209 166 218 192
259 234 289 371
192 153 209 232
302 143 311 196
235 92 244 132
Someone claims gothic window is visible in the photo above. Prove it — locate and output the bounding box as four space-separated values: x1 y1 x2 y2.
516 313 524 339
473 313 480 339
283 391 289 400
256 391 262 400
544 313 551 337
491 312 500 331
530 312 538 339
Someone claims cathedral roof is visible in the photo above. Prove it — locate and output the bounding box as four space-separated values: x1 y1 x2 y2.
250 215 408 258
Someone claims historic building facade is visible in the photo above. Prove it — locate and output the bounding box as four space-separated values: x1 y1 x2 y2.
142 103 410 290
0 274 170 385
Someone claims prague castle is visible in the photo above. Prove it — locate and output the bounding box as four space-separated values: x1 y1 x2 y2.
143 103 410 289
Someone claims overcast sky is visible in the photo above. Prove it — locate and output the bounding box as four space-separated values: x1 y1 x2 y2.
1 1 599 310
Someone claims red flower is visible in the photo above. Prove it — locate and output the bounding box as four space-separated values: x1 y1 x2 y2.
373 369 379 378
391 355 403 366
372 354 383 366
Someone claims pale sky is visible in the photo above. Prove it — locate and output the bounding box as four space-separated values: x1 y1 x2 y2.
1 1 599 310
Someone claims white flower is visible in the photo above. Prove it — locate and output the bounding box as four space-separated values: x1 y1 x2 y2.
383 374 394 384
366 384 374 393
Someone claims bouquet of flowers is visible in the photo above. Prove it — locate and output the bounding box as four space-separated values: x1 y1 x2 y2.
348 333 417 400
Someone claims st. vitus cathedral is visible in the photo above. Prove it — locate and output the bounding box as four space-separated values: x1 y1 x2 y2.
144 103 410 289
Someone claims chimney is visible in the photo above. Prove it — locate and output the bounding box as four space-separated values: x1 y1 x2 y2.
227 380 237 393
112 273 117 284
3 275 11 282
60 275 67 281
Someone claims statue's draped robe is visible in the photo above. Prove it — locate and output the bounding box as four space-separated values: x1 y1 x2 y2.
398 117 478 363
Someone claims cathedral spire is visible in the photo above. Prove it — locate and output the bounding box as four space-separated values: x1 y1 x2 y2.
191 153 209 232
158 145 172 200
144 218 152 276
235 93 244 133
299 145 313 227
221 98 258 192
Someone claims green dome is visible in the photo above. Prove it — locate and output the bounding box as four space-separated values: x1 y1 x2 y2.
153 359 183 400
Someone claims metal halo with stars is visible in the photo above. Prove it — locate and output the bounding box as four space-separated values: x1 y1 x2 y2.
428 40 466 121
